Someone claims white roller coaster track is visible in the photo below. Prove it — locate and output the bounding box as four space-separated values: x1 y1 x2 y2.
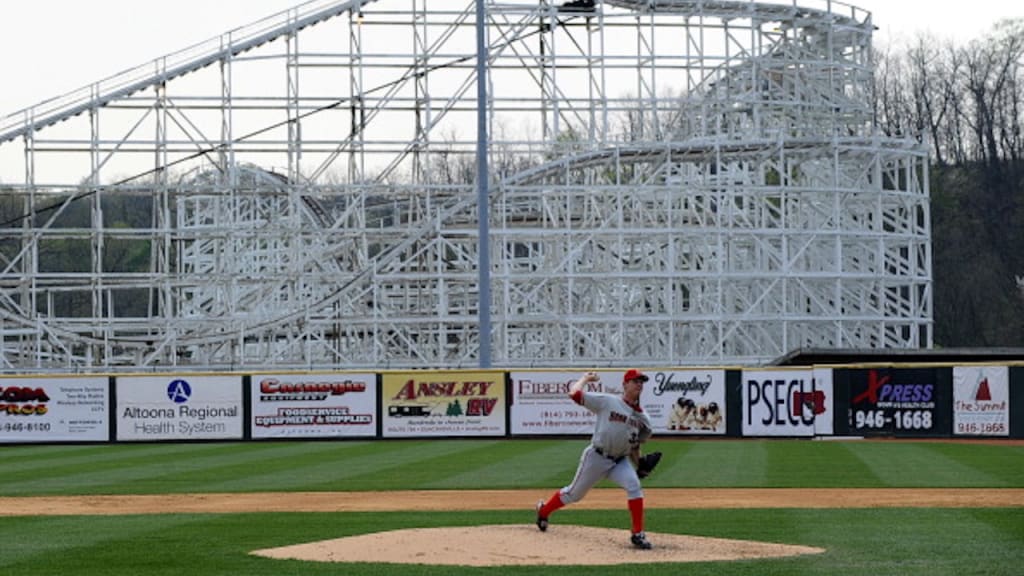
0 0 930 371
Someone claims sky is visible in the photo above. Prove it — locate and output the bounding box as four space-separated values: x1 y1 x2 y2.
1 0 1021 116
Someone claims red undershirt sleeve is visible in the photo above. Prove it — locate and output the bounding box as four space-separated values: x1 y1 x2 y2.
570 389 584 405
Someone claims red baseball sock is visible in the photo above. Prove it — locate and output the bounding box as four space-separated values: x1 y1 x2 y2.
628 497 644 533
539 491 565 518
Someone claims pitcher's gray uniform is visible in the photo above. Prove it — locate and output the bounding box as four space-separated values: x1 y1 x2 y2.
535 369 655 549
565 386 651 501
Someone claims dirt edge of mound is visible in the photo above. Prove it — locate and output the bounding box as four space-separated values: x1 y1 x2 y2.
252 524 827 566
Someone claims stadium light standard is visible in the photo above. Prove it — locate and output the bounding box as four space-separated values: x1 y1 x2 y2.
476 0 491 368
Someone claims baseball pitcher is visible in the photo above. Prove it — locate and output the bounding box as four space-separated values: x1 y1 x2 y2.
534 369 660 549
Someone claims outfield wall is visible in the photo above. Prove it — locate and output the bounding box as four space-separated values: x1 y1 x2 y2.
0 364 1021 444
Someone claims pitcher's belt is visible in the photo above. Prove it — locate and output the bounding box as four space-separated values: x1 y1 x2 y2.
593 446 625 463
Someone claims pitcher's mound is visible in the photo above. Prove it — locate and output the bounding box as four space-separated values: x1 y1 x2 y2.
252 524 825 566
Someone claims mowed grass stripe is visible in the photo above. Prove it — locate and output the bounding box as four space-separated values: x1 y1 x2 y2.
650 439 768 487
201 440 430 492
763 508 1023 576
300 440 517 491
844 442 1008 487
761 438 880 483
0 513 211 573
0 440 548 495
762 441 881 487
0 442 354 495
0 442 259 494
107 440 491 494
211 440 509 492
0 512 402 576
105 441 379 493
966 508 1024 548
419 438 585 489
695 507 1024 576
0 442 237 475
926 443 1024 486
952 508 1024 565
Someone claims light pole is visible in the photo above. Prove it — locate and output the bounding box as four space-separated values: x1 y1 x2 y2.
475 0 491 368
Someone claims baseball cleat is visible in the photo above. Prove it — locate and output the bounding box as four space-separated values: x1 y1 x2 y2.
630 531 652 549
535 500 548 532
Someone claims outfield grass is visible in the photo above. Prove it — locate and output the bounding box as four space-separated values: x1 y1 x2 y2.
0 439 1022 575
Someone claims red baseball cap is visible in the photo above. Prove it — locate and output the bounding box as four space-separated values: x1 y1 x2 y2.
623 369 649 383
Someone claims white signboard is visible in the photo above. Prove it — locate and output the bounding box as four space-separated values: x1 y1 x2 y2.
510 369 726 436
116 375 243 441
742 368 818 437
642 369 727 435
0 376 109 443
953 366 1009 436
251 373 377 438
510 371 601 435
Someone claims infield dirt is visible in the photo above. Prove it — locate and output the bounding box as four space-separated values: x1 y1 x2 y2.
2 487 1021 515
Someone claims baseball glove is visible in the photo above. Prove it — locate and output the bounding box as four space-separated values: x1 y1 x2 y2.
636 451 663 479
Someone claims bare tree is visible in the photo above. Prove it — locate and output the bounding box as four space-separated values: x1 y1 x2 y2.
961 19 1024 166
878 20 1024 347
905 36 960 165
875 19 1023 165
874 45 915 138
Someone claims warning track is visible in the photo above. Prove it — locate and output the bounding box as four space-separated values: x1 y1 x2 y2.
1 488 1022 516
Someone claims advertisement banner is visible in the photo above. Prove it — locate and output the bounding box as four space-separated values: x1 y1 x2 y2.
251 373 377 439
510 369 723 436
847 368 946 436
642 369 726 435
116 375 243 441
811 368 835 436
953 366 1009 436
0 376 109 443
382 371 506 438
742 368 818 437
509 371 598 435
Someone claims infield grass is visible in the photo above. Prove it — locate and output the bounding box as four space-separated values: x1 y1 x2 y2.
1 438 1022 575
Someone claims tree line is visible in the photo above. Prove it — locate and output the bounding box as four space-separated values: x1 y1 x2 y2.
875 18 1024 346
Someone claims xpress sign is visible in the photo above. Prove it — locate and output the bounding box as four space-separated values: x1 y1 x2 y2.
846 368 949 437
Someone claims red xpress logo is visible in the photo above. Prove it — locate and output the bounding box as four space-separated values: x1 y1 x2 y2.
852 370 933 408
